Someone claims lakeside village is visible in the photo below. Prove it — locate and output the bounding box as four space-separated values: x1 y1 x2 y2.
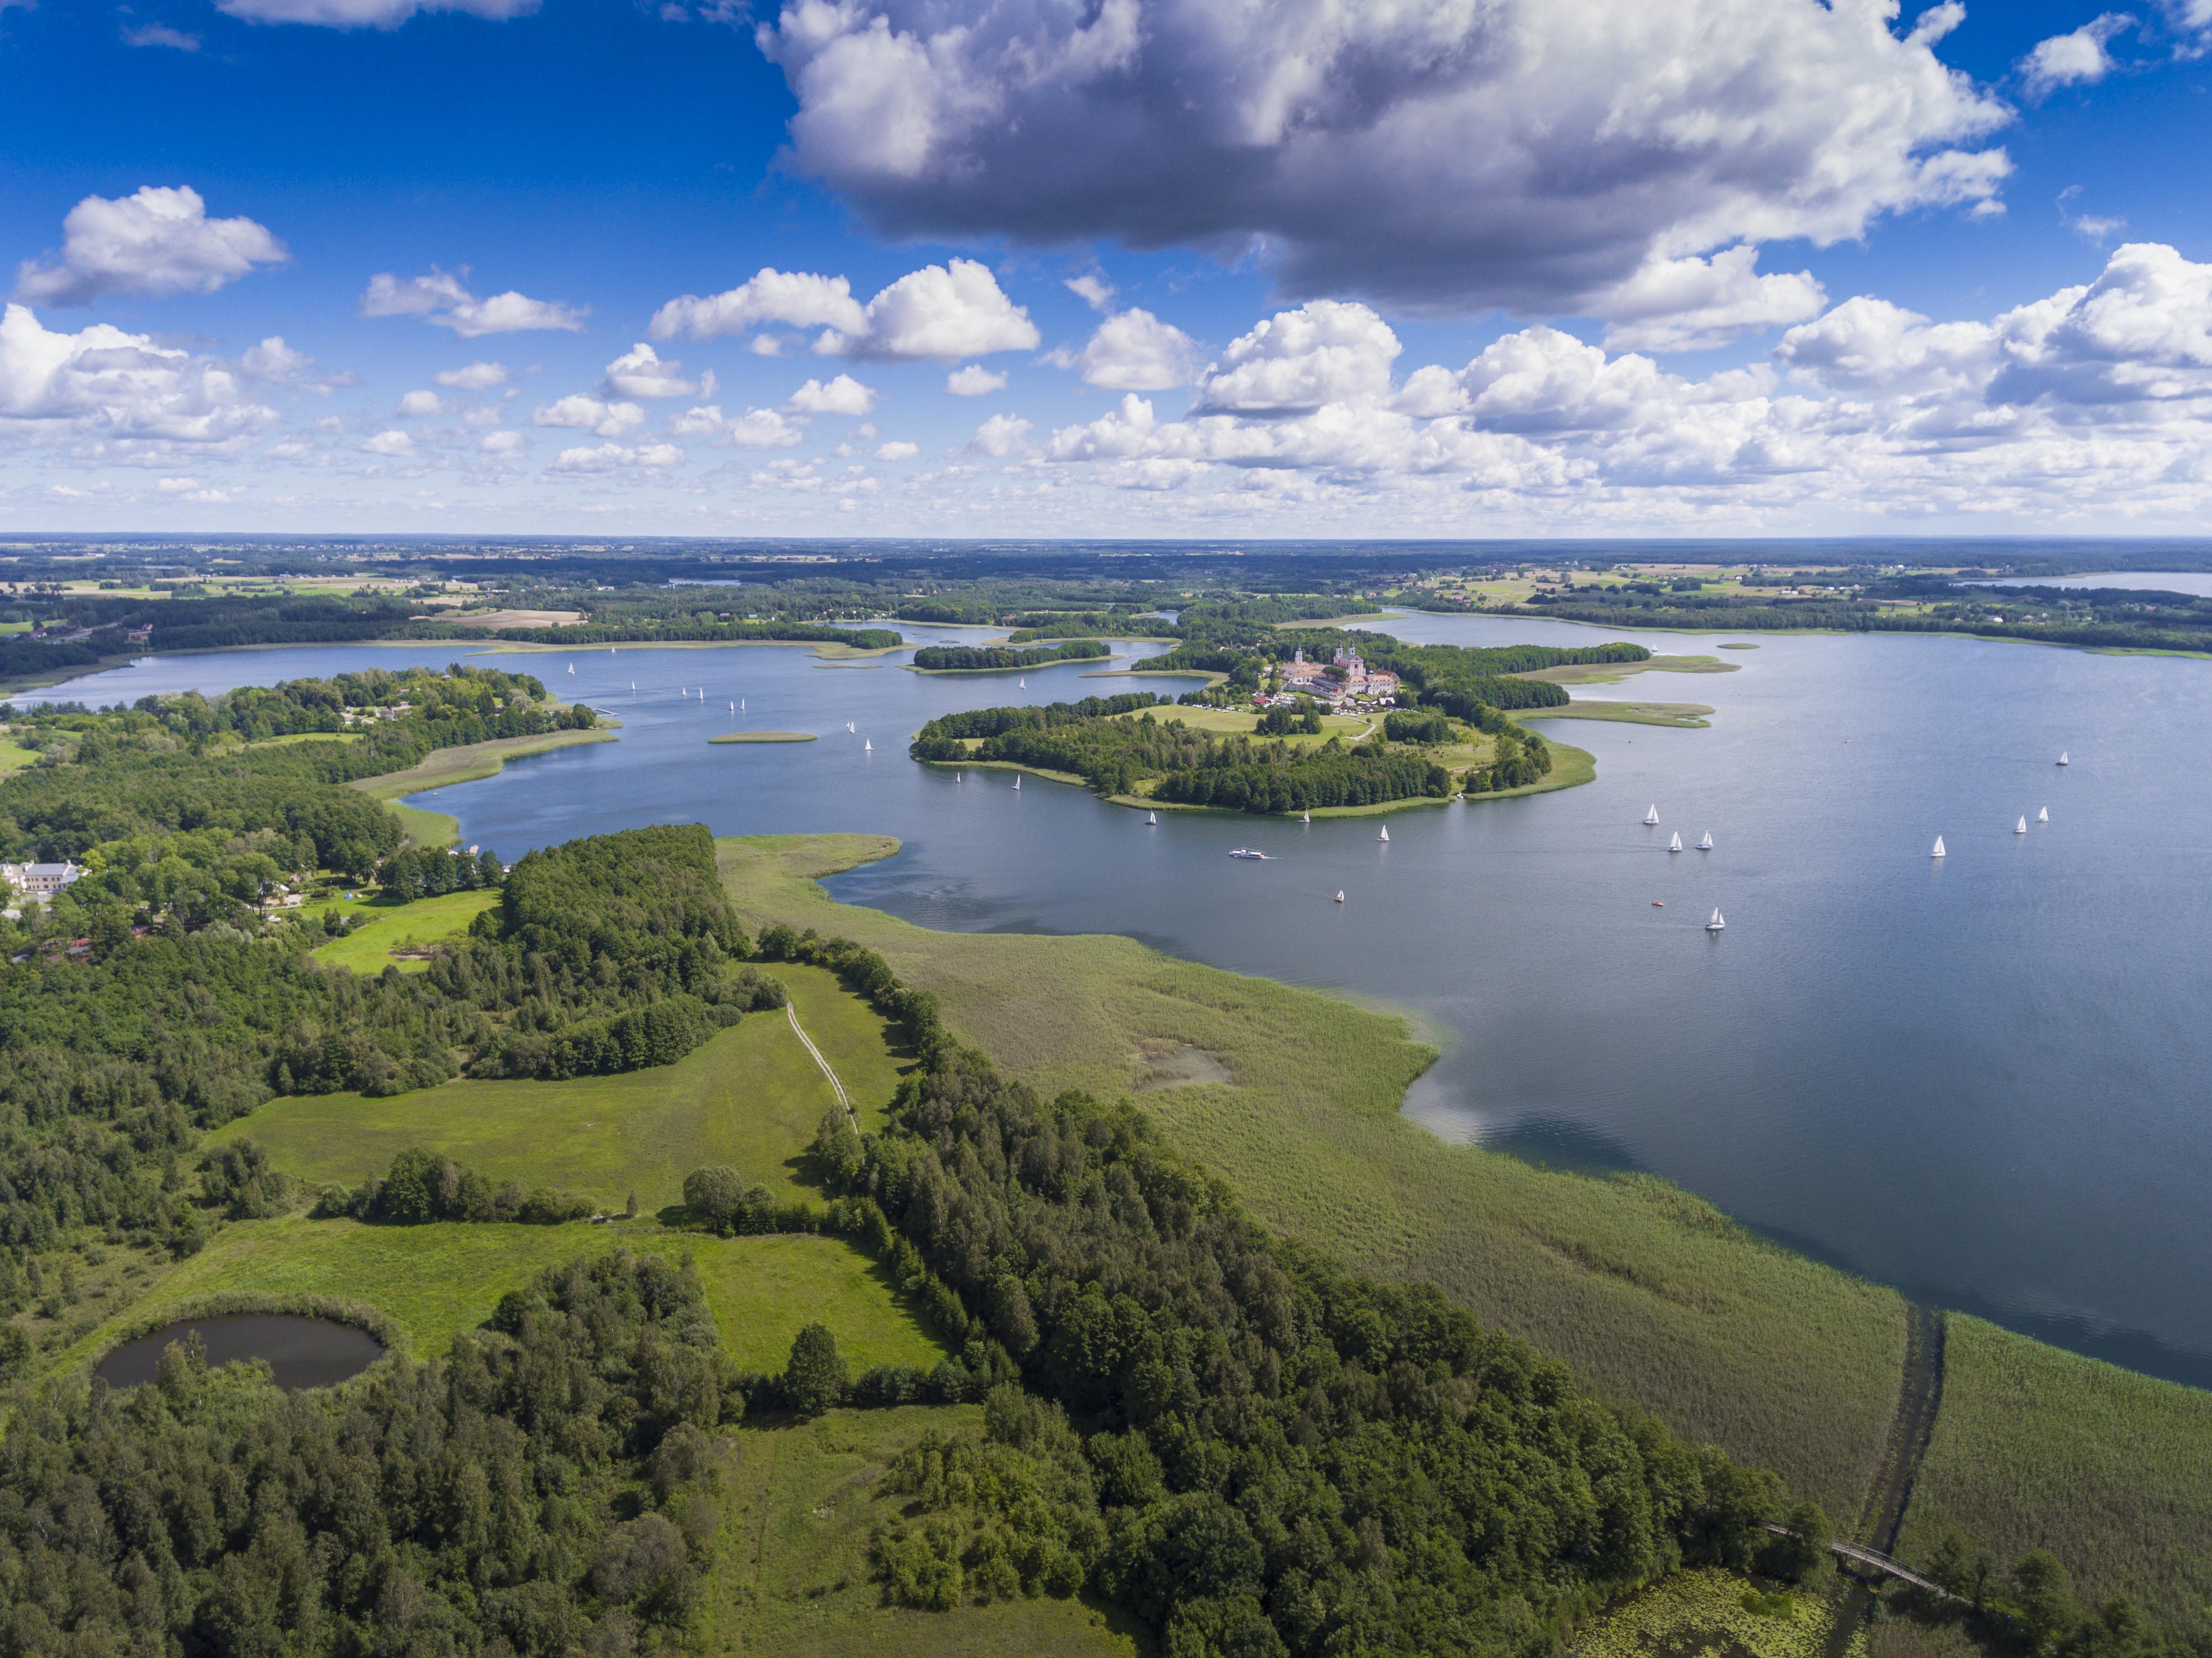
1257 646 1403 712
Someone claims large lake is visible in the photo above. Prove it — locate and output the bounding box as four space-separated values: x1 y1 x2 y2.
29 613 2212 1387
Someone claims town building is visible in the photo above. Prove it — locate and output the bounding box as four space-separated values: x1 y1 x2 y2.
2 861 83 901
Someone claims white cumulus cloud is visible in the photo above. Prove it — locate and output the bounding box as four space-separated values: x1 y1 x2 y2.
436 360 509 390
968 412 1034 456
361 269 585 337
757 0 2012 320
533 394 646 437
947 364 1007 396
1060 307 1204 390
15 186 287 305
1593 248 1827 352
876 440 920 459
1194 301 1399 412
360 430 416 457
653 259 1036 360
549 441 684 473
2022 14 2134 96
785 373 877 415
0 303 274 441
600 342 700 399
122 23 202 48
669 404 807 447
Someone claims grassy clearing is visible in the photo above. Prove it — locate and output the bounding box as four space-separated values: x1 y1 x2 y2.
350 726 615 847
1519 654 1741 685
716 835 1909 1522
1896 1315 2212 1629
712 731 818 743
209 996 855 1212
709 1405 1141 1658
61 1217 945 1376
1525 703 1715 729
1112 704 1378 745
309 888 501 973
1572 1569 1853 1658
0 740 37 772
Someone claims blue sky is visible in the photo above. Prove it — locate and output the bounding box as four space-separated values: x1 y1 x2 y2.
4 0 2211 537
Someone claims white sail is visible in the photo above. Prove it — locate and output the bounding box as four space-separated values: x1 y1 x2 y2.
1147 811 1158 825
1643 805 1660 825
1378 825 1389 842
630 681 635 691
740 699 745 711
864 739 872 752
729 701 735 711
1706 908 1724 931
2038 807 2048 822
2016 816 2027 834
1018 677 1026 689
1302 810 1311 823
1698 832 1713 851
2058 752 2070 765
1334 890 1346 904
1932 835 1946 857
1668 832 1683 852
955 772 962 782
1013 775 1021 789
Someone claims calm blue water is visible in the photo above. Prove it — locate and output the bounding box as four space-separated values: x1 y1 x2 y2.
27 618 2212 1387
1964 572 2212 597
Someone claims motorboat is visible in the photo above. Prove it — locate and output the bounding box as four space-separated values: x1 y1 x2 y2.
1229 848 1270 860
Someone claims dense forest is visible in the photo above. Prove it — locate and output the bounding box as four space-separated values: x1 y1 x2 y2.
910 639 1110 671
2 1250 734 1657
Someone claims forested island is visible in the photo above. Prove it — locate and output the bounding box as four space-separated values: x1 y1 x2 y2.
909 638 1109 672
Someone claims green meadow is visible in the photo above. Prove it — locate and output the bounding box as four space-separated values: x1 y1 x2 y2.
66 1217 945 1377
212 962 901 1211
309 887 501 973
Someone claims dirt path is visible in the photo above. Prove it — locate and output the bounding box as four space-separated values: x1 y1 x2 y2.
1822 1305 1947 1658
785 1001 854 1126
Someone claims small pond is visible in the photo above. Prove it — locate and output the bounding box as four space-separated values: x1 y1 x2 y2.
96 1314 385 1393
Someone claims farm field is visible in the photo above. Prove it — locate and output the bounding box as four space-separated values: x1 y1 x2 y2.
716 833 1909 1522
62 1217 945 1377
209 959 899 1210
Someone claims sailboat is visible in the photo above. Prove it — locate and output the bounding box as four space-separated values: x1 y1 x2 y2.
566 663 574 675
955 772 963 783
2016 816 2027 834
1012 775 1021 790
2038 807 2049 823
1932 835 1947 858
864 739 872 752
1668 832 1683 853
1334 890 1346 904
1643 805 1660 825
1697 832 1713 851
630 681 636 691
740 699 745 711
729 701 735 712
2057 752 2070 766
1018 677 1027 690
1301 809 1311 824
1378 825 1390 842
1706 908 1725 932
1146 811 1158 825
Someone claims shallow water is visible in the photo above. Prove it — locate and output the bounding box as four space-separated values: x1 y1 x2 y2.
97 1313 384 1392
31 619 2212 1387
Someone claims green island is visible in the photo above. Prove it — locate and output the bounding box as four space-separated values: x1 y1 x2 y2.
710 730 818 743
2 554 2209 1658
908 638 1112 673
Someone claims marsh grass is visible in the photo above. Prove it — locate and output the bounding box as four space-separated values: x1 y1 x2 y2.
1896 1316 2212 1628
717 834 1909 1521
1571 1570 1852 1658
1520 655 1741 684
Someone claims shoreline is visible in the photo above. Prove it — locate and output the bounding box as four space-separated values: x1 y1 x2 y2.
351 725 616 847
